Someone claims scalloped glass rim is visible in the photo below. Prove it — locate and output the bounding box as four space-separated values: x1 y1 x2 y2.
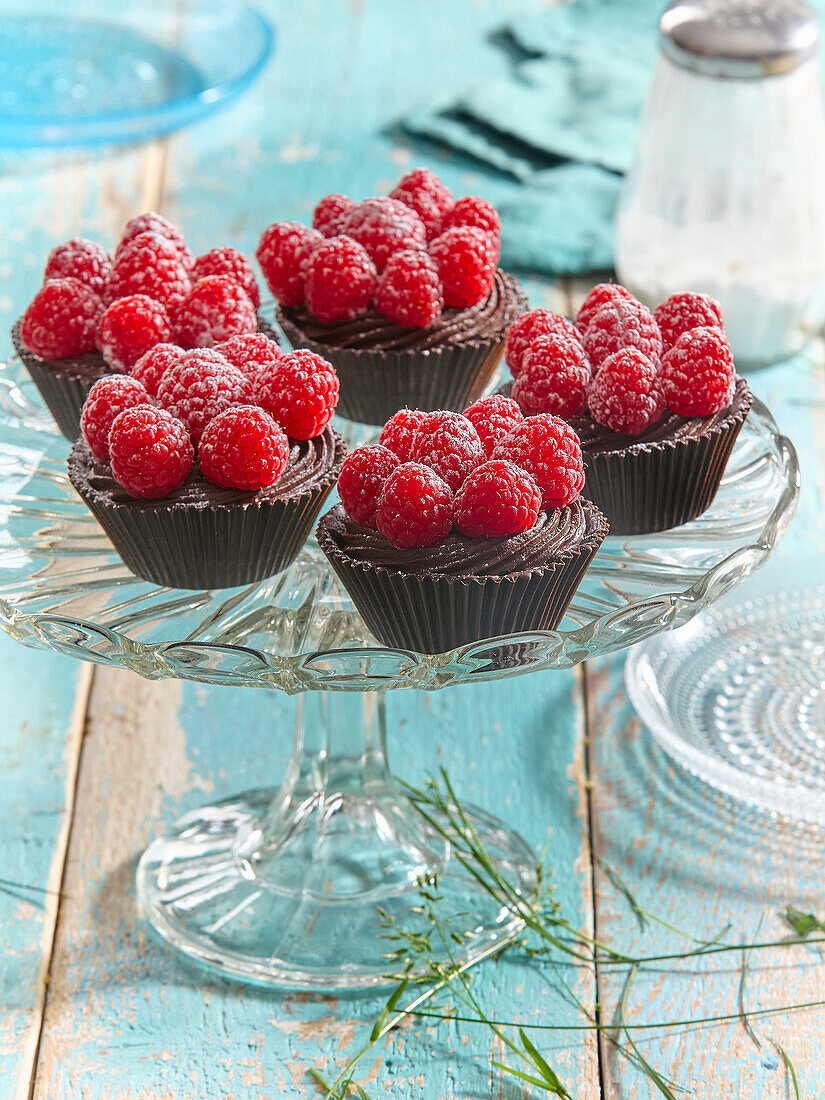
0 3 274 148
0 363 799 692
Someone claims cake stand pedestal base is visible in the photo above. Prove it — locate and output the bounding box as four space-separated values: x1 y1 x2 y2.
137 690 536 990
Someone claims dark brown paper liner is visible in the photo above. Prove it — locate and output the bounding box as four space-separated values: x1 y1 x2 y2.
68 433 345 590
278 312 507 426
316 502 608 654
12 321 109 440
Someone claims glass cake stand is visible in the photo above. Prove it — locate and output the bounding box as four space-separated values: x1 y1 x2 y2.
0 363 799 989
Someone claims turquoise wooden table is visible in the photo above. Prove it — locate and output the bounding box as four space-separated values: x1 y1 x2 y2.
1 2 823 1096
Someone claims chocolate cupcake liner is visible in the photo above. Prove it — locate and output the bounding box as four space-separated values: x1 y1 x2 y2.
12 321 108 441
278 314 507 426
317 503 608 654
581 394 753 536
69 439 344 590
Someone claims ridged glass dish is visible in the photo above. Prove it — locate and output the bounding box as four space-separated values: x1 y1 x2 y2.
0 361 799 989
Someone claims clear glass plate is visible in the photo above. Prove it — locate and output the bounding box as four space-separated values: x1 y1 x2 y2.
0 1 274 148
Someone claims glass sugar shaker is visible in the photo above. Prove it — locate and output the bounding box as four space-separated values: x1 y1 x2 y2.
616 0 825 368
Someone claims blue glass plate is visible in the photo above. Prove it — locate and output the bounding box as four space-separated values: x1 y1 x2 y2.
0 1 274 148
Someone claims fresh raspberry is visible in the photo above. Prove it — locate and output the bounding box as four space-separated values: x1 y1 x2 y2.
337 445 401 528
576 283 636 333
492 414 584 508
116 212 193 268
583 300 662 371
439 196 501 255
96 294 172 372
376 463 453 549
463 394 523 458
131 343 182 397
216 332 282 383
343 197 427 271
389 168 454 240
513 334 591 418
505 309 582 380
454 459 541 538
304 236 377 324
256 349 339 439
378 408 429 461
313 194 355 237
659 327 735 416
411 410 486 492
375 249 443 328
654 292 724 352
20 278 102 359
428 226 497 309
173 275 257 348
199 405 289 491
256 222 323 308
44 239 112 297
105 232 191 312
191 247 260 309
587 348 662 435
157 353 254 443
109 405 194 499
80 375 150 462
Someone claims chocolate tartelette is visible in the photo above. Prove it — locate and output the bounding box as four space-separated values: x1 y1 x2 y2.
15 215 264 440
258 168 528 425
316 407 608 653
68 336 344 590
502 287 752 536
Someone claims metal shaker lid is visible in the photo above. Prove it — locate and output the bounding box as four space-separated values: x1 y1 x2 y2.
660 0 820 78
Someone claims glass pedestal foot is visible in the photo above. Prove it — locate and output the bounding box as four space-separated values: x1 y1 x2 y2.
136 691 536 989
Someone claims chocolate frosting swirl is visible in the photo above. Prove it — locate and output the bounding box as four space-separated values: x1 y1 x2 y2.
278 270 527 351
323 499 603 578
70 428 344 511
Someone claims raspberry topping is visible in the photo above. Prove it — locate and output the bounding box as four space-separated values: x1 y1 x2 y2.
116 212 193 269
216 332 282 383
428 226 497 309
376 463 454 549
304 235 377 324
256 222 323 308
80 375 150 462
191 247 260 309
20 278 102 359
587 348 662 435
411 410 486 492
173 275 257 348
389 168 454 240
108 405 194 499
439 196 501 254
654 292 724 352
378 408 429 462
44 239 112 297
337 445 401 528
105 232 191 312
512 334 591 418
131 343 182 397
583 300 662 371
505 309 582 379
199 405 289 491
96 294 172 372
454 459 542 538
256 349 339 440
576 283 636 333
157 353 253 443
343 197 427 271
463 394 523 458
492 414 584 508
375 249 443 328
313 194 355 237
659 327 735 417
